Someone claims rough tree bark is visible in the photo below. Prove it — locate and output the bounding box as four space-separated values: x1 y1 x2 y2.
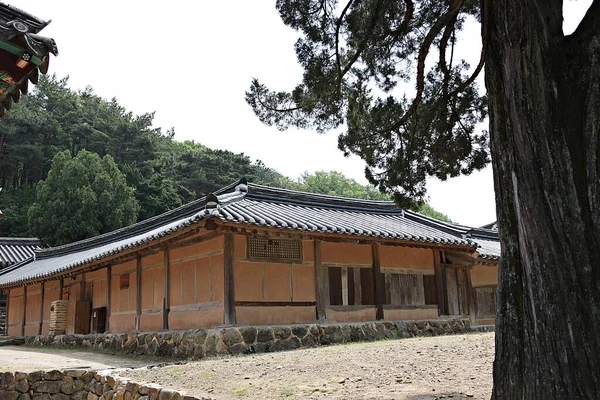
486 0 600 398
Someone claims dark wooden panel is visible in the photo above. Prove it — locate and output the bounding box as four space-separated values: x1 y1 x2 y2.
445 268 460 315
163 247 170 330
475 286 497 316
314 240 327 320
224 232 236 325
135 255 142 330
423 274 438 305
457 269 469 315
360 268 374 305
347 268 355 306
372 244 384 320
353 267 362 306
328 267 342 306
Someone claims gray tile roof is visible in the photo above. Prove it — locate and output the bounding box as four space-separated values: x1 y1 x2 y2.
0 237 41 268
0 179 499 287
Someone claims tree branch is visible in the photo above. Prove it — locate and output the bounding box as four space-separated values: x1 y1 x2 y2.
389 0 466 132
335 0 357 78
448 0 488 97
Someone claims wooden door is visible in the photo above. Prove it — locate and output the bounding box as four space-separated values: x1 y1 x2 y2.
74 301 91 334
445 267 470 316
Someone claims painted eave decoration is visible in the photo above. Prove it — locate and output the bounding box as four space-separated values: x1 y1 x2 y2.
0 2 58 117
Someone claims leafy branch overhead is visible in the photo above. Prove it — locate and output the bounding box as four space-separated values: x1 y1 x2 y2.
246 0 490 208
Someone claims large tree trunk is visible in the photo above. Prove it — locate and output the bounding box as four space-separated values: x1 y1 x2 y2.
486 0 600 398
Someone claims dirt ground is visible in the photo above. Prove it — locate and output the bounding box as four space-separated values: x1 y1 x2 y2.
0 346 150 372
119 332 495 400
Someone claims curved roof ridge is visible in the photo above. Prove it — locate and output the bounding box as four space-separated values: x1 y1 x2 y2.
246 183 400 213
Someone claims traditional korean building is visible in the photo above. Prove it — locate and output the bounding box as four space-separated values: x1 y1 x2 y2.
0 2 58 116
0 179 500 337
0 237 41 335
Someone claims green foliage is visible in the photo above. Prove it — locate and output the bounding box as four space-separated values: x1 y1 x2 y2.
0 75 453 243
418 203 452 223
288 170 452 221
292 170 389 200
28 150 140 246
246 1 489 208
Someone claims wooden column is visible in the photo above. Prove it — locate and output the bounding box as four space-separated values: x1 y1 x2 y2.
163 247 170 330
5 289 10 335
135 255 142 331
465 266 476 324
223 232 236 325
80 273 86 302
21 285 27 336
106 265 111 332
38 282 45 336
433 250 447 315
314 239 327 320
59 278 64 300
371 244 384 320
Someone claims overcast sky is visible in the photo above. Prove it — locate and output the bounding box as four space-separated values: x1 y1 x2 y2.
9 1 593 227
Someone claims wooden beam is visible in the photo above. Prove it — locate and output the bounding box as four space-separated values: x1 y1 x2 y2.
163 247 170 330
38 282 45 336
21 285 26 336
434 250 447 315
106 265 111 332
314 239 327 320
59 278 64 300
223 232 236 325
135 255 142 331
371 244 384 320
235 301 316 307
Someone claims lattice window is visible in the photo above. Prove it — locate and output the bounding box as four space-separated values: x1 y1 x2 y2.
247 237 302 261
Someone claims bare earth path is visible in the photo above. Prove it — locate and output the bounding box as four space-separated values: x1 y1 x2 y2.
119 332 495 400
0 346 149 372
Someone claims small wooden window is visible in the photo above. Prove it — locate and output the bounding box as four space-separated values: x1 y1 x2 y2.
248 237 302 261
119 274 130 290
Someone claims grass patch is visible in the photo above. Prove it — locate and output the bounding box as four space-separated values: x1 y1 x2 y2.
282 389 294 397
232 385 252 397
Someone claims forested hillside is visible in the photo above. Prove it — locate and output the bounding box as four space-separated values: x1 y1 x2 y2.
0 76 450 245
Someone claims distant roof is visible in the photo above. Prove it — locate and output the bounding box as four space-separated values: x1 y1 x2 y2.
0 179 500 287
0 237 41 268
0 2 58 116
480 221 498 231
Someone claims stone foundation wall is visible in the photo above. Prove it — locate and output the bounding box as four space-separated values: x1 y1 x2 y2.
0 369 207 400
22 318 471 360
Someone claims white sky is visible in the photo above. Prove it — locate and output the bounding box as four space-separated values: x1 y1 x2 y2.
8 1 593 227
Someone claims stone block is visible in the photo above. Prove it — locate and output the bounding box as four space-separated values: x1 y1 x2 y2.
125 382 139 395
158 389 180 400
50 394 69 400
291 326 307 338
144 384 161 400
256 328 273 343
87 393 99 400
1 372 15 387
43 371 63 381
71 391 89 400
220 329 243 347
0 391 19 400
32 381 62 394
14 379 29 393
238 327 257 344
19 394 31 400
272 327 291 340
14 372 28 382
